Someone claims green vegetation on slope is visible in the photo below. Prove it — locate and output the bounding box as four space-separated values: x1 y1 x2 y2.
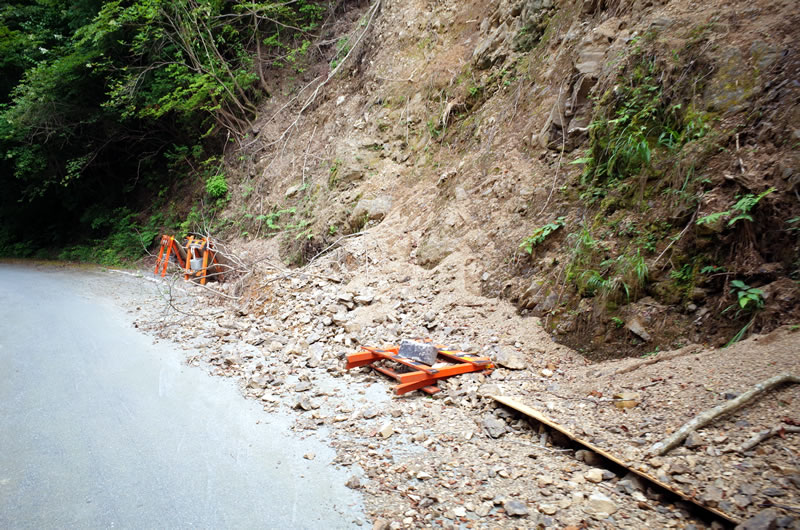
0 0 327 264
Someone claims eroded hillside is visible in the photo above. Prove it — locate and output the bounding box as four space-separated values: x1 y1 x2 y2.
218 0 799 358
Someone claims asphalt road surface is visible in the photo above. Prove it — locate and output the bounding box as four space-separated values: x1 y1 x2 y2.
0 263 363 529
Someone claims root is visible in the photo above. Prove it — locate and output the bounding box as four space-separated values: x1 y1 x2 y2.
612 344 702 376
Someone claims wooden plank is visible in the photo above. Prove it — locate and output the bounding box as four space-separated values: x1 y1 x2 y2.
491 395 740 525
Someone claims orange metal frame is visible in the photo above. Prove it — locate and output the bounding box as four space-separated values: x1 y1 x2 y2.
183 235 221 286
154 235 186 277
154 234 222 285
346 343 494 395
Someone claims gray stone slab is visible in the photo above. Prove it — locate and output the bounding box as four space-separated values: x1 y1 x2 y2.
398 339 438 365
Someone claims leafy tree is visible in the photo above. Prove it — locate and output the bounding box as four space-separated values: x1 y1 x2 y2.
0 0 328 259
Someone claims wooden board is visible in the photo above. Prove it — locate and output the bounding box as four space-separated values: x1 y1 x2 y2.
491 395 740 525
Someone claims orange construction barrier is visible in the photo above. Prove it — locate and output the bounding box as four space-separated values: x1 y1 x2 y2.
154 235 187 277
346 340 494 395
183 235 221 285
154 234 223 284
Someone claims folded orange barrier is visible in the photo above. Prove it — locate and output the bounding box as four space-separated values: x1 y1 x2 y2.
346 341 494 395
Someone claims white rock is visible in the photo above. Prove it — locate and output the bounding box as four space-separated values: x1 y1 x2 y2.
586 492 618 516
585 468 605 483
379 423 394 439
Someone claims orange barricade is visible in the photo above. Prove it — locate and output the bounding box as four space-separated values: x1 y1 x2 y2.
346 341 494 395
154 235 186 277
154 234 222 285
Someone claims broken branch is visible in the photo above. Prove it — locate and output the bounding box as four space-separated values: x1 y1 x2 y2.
613 344 702 376
739 425 800 453
648 373 800 456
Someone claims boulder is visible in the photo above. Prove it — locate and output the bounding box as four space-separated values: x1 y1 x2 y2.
349 196 392 228
483 415 508 438
398 339 438 365
625 316 651 342
494 347 527 370
735 508 780 530
503 499 529 516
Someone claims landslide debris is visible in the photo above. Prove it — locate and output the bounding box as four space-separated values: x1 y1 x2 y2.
217 0 799 359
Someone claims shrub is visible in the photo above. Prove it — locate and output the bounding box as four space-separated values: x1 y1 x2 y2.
206 172 228 199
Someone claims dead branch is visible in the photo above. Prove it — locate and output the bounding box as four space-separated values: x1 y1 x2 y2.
654 208 698 268
305 230 369 266
262 0 381 153
537 79 568 217
739 425 800 453
612 344 702 376
648 373 800 456
302 124 317 186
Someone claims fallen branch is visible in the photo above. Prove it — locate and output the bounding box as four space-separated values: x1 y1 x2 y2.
613 344 702 376
739 425 800 453
305 230 368 266
648 373 800 456
654 209 698 268
261 0 381 155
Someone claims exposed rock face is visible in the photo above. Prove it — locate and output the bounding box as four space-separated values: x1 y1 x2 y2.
349 196 392 229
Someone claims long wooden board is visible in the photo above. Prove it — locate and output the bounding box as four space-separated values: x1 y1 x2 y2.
492 395 740 525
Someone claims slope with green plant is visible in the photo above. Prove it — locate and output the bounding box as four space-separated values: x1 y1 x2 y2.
0 0 333 265
2 0 798 356
213 0 799 357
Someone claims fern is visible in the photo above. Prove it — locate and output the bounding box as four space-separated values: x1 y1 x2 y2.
696 211 729 226
697 187 775 228
520 216 566 254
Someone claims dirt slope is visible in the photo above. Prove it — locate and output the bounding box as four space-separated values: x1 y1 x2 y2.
221 0 800 359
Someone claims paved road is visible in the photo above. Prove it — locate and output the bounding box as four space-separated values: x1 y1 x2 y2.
0 263 363 529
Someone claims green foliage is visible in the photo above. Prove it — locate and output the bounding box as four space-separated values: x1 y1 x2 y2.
205 172 228 199
579 59 666 186
328 158 342 189
330 36 351 70
641 346 660 358
565 225 649 302
426 119 443 138
575 50 710 206
720 279 764 347
256 207 296 231
729 279 764 313
0 0 330 261
697 187 775 227
725 318 754 348
520 216 565 254
670 263 693 285
179 206 203 234
58 208 161 266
